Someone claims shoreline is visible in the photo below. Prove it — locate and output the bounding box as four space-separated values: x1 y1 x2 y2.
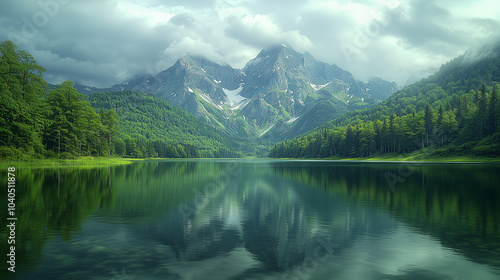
2 155 499 168
266 154 500 163
0 157 143 168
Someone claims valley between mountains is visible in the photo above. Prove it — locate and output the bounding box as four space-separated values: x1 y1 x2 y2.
2 40 500 160
77 43 397 142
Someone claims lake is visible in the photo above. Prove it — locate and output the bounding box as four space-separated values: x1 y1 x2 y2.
2 159 500 280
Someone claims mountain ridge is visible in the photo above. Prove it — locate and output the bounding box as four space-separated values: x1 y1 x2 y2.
269 41 500 159
74 43 398 141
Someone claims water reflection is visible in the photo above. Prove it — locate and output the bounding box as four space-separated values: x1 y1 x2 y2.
0 166 114 280
271 161 500 266
2 160 500 279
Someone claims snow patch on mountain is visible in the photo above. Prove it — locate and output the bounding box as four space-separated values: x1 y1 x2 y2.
224 86 246 107
309 82 332 90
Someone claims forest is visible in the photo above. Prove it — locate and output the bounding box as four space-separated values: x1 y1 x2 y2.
0 41 239 160
269 48 500 159
3 38 500 161
85 91 241 158
0 41 118 160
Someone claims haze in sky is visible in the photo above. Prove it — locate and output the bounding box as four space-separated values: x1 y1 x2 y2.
1 0 499 87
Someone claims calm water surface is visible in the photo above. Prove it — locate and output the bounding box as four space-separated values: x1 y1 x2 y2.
2 159 500 280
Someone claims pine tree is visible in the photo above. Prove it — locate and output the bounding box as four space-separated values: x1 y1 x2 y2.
478 84 488 137
456 97 463 128
389 114 396 153
424 104 434 147
437 105 444 128
100 109 119 157
45 81 100 156
436 105 444 147
487 85 498 135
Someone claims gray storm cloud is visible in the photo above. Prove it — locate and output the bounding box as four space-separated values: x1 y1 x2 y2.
0 0 498 87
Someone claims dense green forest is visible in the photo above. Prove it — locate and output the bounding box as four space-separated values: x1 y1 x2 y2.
85 91 241 158
270 44 500 159
3 38 500 161
0 41 240 160
0 41 117 160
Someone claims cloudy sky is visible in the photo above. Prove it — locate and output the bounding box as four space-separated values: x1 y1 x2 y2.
1 0 499 87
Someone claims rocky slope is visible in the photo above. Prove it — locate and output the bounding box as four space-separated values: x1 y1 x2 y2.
76 44 397 140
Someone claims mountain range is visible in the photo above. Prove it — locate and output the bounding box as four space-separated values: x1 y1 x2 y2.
269 41 500 159
75 44 397 141
3 38 500 160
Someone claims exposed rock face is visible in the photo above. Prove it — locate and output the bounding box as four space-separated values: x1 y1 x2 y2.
76 44 397 140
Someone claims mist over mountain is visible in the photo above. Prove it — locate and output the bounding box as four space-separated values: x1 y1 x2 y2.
269 40 500 159
76 44 397 141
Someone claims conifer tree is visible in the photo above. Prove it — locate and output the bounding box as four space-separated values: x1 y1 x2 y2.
424 104 434 147
487 85 498 135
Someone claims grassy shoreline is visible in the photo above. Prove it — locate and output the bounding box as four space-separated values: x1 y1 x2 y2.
0 157 143 168
2 154 499 168
279 153 500 162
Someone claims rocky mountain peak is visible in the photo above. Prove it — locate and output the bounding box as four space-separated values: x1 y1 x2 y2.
245 43 299 67
75 44 397 140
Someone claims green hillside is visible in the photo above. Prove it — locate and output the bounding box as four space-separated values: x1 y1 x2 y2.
269 43 500 159
3 38 500 161
0 41 241 160
85 91 241 158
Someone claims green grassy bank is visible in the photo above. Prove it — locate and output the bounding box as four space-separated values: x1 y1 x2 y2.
0 157 142 168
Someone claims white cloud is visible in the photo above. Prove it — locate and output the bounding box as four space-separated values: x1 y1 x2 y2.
115 1 176 28
0 0 499 87
161 37 227 66
225 13 313 51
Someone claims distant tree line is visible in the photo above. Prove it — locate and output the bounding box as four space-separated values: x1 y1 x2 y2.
270 83 500 158
112 138 199 158
85 90 242 158
271 46 500 159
